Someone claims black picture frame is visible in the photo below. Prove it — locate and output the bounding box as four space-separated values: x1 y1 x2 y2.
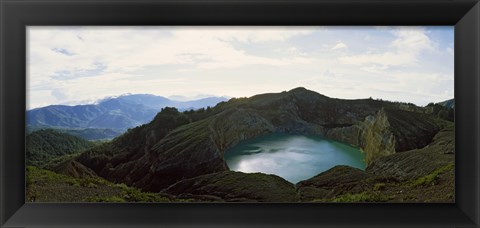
1 0 479 227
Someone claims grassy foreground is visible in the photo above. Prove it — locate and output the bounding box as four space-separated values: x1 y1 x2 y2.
26 166 189 202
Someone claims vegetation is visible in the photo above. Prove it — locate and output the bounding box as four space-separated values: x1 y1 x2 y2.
114 106 219 150
74 106 222 174
26 166 183 202
411 163 454 187
426 102 454 122
27 126 124 141
57 128 123 141
25 88 455 202
26 129 96 167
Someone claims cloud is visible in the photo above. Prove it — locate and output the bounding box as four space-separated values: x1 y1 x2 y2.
391 27 434 52
52 62 107 80
145 28 315 69
360 64 389 73
447 47 454 55
339 27 434 70
185 27 315 43
323 69 336 77
331 41 347 50
51 89 68 101
26 27 319 108
52 48 75 56
29 27 315 77
27 26 453 109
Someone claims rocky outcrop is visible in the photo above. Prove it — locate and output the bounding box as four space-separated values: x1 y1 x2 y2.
366 125 454 180
163 171 298 202
296 124 455 202
326 108 444 165
360 109 396 165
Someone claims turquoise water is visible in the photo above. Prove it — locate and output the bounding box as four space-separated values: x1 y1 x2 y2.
224 133 366 183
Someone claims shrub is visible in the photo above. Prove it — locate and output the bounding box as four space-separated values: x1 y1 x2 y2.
411 163 454 187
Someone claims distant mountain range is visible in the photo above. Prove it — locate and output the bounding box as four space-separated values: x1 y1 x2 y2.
27 94 229 131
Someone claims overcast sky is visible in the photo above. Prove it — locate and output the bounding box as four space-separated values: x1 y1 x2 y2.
27 26 453 110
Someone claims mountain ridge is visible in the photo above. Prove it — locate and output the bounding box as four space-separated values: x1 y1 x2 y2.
27 94 228 130
68 87 449 192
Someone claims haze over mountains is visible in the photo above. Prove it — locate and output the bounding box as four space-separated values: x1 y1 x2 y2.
26 94 229 132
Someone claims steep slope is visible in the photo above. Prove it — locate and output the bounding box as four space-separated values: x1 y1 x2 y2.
71 88 445 192
26 129 96 166
297 124 454 202
74 107 221 190
326 108 445 165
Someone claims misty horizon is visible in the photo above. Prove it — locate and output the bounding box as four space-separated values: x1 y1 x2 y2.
27 87 453 111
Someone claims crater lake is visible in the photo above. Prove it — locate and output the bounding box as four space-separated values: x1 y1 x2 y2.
225 133 366 183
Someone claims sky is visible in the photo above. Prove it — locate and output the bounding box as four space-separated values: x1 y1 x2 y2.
27 26 454 110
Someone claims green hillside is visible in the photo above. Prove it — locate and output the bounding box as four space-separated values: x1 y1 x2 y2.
72 88 447 192
26 166 188 202
26 129 96 166
29 88 454 202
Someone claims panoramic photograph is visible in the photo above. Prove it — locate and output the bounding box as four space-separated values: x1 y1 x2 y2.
26 26 454 203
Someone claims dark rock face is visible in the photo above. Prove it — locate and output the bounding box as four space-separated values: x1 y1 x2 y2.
366 125 454 180
326 108 444 165
297 125 455 202
72 87 447 193
385 109 444 152
163 171 298 202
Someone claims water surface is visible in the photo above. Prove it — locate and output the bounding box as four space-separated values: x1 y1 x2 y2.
225 133 365 183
